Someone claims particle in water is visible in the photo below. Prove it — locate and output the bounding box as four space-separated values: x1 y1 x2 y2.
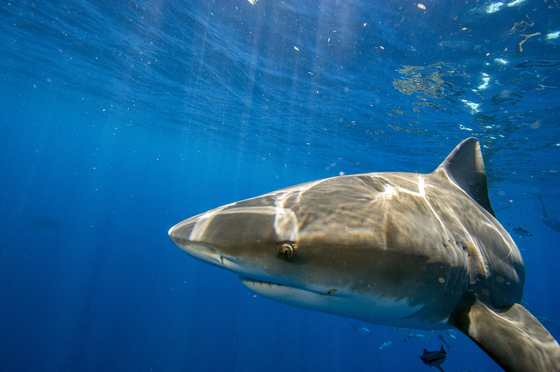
417 3 426 10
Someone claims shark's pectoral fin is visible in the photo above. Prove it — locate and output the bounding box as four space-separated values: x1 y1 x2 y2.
449 292 560 372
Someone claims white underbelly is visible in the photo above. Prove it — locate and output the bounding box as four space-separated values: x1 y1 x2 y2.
240 277 452 330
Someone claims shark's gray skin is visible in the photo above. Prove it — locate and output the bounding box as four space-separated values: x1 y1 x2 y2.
169 138 560 372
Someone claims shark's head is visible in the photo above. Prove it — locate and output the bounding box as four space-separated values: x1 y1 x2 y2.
167 181 378 317
168 172 484 329
168 194 308 289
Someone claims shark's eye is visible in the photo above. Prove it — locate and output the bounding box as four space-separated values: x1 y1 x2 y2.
279 243 294 258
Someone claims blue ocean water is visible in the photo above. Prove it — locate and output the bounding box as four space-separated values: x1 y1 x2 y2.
1 0 559 371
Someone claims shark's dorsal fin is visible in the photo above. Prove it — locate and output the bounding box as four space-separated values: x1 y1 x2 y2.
435 137 495 217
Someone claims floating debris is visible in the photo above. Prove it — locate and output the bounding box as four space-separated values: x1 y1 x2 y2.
393 63 458 99
494 205 512 212
518 33 541 53
510 18 533 33
418 3 426 10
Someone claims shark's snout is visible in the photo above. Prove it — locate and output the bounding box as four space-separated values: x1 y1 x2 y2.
168 219 225 266
168 218 196 248
169 201 299 248
168 202 300 275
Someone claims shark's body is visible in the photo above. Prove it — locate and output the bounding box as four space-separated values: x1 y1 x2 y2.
169 138 560 372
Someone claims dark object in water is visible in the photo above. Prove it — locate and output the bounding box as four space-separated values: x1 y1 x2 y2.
419 346 447 371
539 195 550 218
511 226 533 237
544 220 560 233
437 333 452 351
540 195 560 234
494 205 512 213
350 325 369 334
517 32 541 53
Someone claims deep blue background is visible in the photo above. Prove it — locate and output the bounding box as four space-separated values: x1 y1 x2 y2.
1 0 559 371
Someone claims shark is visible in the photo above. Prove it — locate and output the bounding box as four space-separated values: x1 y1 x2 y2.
169 138 560 372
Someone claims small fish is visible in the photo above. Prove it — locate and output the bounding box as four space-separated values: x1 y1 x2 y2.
511 226 533 237
351 325 370 334
444 330 456 340
437 334 452 351
407 332 428 339
418 346 447 371
393 327 431 340
378 341 392 353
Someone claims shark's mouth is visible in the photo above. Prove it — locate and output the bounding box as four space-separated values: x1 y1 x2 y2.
238 276 340 297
